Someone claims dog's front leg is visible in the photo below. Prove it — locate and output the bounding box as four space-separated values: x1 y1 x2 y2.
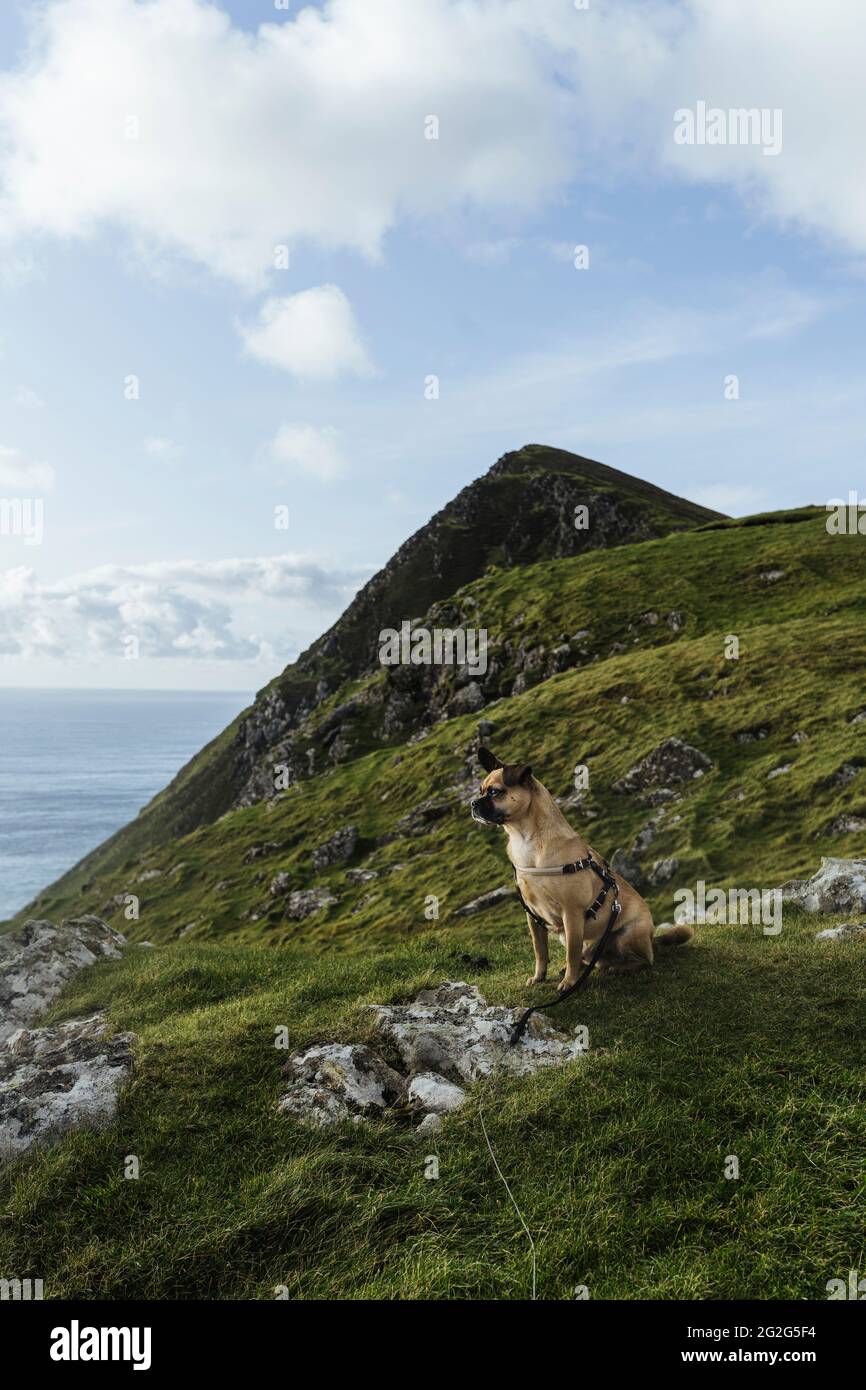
559 910 586 992
525 912 549 985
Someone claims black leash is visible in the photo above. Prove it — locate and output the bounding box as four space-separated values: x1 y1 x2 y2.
509 854 622 1046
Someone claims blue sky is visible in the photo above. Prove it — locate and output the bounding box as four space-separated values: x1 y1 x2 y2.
0 0 864 690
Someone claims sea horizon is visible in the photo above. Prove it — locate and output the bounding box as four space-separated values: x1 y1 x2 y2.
0 687 252 921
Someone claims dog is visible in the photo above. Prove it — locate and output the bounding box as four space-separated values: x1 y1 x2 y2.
470 747 693 989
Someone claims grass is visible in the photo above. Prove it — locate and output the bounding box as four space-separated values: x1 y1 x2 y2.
1 903 863 1300
2 500 864 1302
16 512 866 950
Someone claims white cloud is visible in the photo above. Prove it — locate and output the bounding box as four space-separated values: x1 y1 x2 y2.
0 0 573 288
0 444 54 492
0 0 862 284
0 553 373 662
269 423 347 482
238 286 372 380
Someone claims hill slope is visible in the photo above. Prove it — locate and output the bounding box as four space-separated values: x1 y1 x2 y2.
19 506 866 942
14 445 720 919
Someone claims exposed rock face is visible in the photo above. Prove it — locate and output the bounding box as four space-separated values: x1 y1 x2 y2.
0 1014 135 1161
781 859 866 915
277 1043 405 1127
0 917 126 1045
277 981 585 1130
312 825 358 870
613 738 713 802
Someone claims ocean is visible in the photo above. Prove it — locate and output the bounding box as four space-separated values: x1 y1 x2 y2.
0 688 252 921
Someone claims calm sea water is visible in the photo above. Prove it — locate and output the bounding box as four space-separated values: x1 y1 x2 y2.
0 688 252 920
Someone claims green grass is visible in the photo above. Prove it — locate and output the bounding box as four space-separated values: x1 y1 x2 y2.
3 501 864 1302
1 904 863 1299
16 511 866 948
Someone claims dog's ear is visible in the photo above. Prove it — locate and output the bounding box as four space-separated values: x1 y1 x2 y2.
503 763 534 787
478 746 503 773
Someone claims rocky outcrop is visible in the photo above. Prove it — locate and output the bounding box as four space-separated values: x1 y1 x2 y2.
0 1014 135 1162
0 917 126 1045
278 1043 405 1127
0 917 134 1161
312 825 359 870
613 737 713 804
277 980 585 1131
779 858 866 915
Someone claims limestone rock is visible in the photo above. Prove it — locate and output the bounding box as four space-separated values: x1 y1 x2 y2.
780 858 866 915
312 825 359 870
0 917 126 1045
278 1043 405 1126
610 849 647 892
613 738 712 800
0 1013 135 1161
815 921 866 941
408 1072 467 1114
285 888 338 919
369 981 586 1084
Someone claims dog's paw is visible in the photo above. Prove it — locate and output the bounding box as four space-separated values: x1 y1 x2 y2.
526 974 547 986
557 976 578 993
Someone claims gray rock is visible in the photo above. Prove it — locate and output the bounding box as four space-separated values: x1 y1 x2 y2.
828 815 866 835
648 857 679 886
780 858 866 915
278 1043 405 1127
0 918 126 1045
767 764 792 779
285 888 338 920
0 1013 135 1161
369 981 586 1085
269 871 293 897
408 1071 467 1114
345 868 379 884
243 842 280 865
312 825 359 871
448 681 485 716
416 1112 443 1136
453 885 513 917
613 738 712 798
815 921 866 941
610 849 647 892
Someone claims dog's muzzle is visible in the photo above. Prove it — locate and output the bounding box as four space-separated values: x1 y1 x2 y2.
470 794 506 825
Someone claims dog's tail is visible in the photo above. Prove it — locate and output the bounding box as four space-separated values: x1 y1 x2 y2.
653 924 694 948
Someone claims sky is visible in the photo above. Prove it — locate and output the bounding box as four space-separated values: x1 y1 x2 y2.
0 0 864 691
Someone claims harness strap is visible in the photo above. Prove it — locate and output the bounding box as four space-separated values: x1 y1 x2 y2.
509 854 622 1046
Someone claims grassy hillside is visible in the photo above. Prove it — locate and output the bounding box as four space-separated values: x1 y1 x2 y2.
14 444 720 912
0 905 862 1299
2 498 864 1303
17 507 866 945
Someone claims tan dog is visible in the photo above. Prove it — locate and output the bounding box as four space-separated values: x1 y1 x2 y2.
470 747 693 989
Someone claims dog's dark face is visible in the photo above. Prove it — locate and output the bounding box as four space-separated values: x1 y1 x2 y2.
470 747 534 826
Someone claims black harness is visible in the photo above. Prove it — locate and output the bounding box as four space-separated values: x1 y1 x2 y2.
509 853 622 1045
